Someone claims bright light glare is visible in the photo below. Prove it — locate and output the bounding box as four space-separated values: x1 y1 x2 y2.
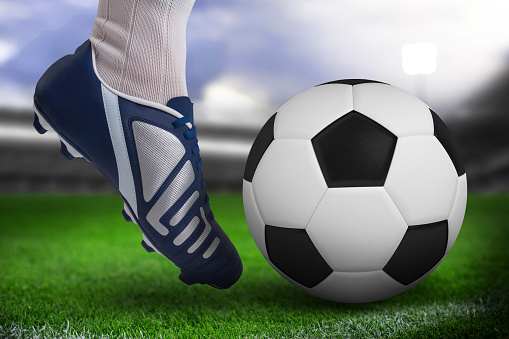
203 83 255 110
0 39 18 66
402 43 437 75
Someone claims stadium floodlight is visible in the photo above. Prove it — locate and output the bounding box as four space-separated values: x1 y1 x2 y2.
401 43 437 75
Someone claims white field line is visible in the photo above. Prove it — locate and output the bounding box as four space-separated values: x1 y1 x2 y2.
0 321 155 339
1 293 507 339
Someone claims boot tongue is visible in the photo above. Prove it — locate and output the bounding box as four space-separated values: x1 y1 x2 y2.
167 96 194 124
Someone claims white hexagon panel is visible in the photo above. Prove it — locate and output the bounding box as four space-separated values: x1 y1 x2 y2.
252 139 328 229
274 84 353 140
447 174 468 254
384 135 458 226
353 83 434 137
312 270 407 303
306 187 408 272
242 180 269 261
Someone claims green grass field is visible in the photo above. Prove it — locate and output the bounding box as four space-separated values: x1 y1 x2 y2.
0 194 508 338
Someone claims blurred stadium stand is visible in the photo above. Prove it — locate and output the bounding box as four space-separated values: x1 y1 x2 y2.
448 68 509 192
0 109 256 192
0 72 508 193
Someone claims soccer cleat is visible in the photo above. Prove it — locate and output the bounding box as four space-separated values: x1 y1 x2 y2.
33 40 243 289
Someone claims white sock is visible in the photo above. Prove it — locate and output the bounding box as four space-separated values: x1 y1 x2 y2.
90 0 195 105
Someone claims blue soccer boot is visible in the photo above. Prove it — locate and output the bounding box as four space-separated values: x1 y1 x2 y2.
33 40 243 289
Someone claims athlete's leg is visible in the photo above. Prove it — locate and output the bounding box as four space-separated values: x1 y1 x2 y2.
90 0 194 105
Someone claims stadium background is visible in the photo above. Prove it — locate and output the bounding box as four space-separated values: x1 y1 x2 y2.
0 0 508 193
1 1 508 338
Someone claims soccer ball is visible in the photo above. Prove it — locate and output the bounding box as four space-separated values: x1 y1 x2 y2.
242 79 467 303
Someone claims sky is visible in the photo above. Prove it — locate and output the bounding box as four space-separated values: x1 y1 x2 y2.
0 0 508 126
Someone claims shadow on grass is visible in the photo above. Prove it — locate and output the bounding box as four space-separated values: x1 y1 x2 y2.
72 263 469 316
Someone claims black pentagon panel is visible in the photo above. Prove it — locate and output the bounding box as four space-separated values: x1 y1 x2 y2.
430 109 466 176
383 220 448 285
265 225 332 288
317 79 388 86
244 113 276 182
312 111 397 187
